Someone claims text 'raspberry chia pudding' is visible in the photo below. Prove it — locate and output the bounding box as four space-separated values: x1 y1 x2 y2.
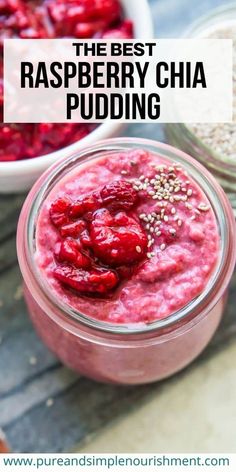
17 139 236 384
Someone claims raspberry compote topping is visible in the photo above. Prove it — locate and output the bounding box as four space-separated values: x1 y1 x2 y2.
0 0 133 162
49 180 148 296
48 157 215 301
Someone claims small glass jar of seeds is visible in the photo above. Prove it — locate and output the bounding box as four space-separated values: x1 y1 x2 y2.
165 3 236 213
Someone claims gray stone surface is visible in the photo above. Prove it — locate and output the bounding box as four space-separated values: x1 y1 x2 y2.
0 0 235 453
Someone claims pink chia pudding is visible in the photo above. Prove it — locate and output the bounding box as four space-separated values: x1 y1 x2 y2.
35 148 220 325
17 139 236 383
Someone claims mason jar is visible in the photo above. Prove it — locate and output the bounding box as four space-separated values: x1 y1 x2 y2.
165 3 236 213
17 138 236 384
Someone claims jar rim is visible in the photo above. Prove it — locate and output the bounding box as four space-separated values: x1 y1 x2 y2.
20 137 236 336
179 3 236 173
183 2 236 39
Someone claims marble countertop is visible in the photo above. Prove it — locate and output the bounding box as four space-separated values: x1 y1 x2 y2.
1 0 236 454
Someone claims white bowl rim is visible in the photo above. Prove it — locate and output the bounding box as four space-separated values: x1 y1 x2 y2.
0 121 123 175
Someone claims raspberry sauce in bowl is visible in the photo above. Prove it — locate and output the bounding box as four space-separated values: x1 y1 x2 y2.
17 139 236 384
0 0 133 163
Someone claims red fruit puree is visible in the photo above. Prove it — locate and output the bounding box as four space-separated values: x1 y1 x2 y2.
0 0 133 162
35 149 220 324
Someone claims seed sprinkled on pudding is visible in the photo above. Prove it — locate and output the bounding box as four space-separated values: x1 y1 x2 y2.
136 245 142 253
198 204 210 212
130 162 200 252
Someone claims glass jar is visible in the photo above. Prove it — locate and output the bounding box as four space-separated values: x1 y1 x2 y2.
17 138 236 385
165 3 236 213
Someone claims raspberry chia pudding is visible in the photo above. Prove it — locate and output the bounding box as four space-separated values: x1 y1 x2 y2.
17 139 236 384
36 149 219 324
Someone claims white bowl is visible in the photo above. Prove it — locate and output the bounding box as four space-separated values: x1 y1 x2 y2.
0 0 154 193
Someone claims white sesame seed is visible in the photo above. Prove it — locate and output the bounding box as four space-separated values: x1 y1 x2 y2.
133 185 139 191
160 244 166 251
185 202 193 210
121 170 128 175
187 189 193 197
146 224 150 230
150 227 154 233
139 213 146 220
136 245 142 253
171 208 176 215
178 219 183 227
169 228 176 235
198 204 210 212
164 215 169 222
139 175 145 181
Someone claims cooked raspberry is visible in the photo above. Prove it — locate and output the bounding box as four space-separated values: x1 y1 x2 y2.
69 193 101 218
94 0 121 24
102 19 133 39
116 265 136 279
100 180 139 211
90 209 148 266
53 265 118 294
74 20 104 38
55 239 91 269
60 220 86 238
49 197 72 227
80 229 93 248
